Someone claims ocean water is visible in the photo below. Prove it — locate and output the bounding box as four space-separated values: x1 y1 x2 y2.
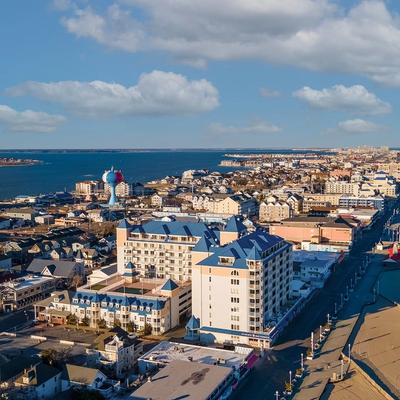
0 149 318 200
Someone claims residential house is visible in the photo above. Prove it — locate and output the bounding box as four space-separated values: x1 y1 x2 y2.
15 363 62 399
27 259 84 287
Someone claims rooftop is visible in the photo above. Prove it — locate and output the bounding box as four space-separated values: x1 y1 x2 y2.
1 275 54 290
131 359 232 400
198 229 286 269
138 341 251 370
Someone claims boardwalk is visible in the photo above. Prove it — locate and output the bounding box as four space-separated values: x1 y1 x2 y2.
294 254 383 400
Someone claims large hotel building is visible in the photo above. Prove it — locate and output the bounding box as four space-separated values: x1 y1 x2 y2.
117 216 292 346
117 219 219 281
35 217 292 346
191 218 293 348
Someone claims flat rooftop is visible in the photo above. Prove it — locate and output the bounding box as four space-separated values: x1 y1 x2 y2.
131 359 231 400
378 268 400 303
352 296 400 398
293 250 341 263
139 341 251 370
324 366 387 400
1 275 54 290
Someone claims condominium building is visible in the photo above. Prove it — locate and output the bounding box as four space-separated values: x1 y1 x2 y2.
34 275 191 335
206 194 258 217
104 181 132 197
369 172 398 197
75 180 104 197
191 217 293 348
116 219 219 282
339 194 385 211
325 181 360 196
302 194 342 213
259 199 292 222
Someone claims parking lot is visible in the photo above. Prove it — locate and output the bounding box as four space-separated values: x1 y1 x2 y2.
18 323 100 344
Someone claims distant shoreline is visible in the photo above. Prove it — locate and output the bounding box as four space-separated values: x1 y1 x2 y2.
0 148 332 154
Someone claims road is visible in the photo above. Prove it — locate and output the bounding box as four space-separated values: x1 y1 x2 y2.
0 307 34 332
232 203 396 400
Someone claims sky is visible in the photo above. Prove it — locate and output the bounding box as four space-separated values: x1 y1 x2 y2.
1 0 400 149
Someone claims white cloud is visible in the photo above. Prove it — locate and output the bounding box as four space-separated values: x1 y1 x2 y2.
260 87 280 98
58 1 400 85
61 4 144 52
7 70 219 116
210 120 281 135
0 105 65 133
52 0 73 11
293 84 391 115
337 118 382 134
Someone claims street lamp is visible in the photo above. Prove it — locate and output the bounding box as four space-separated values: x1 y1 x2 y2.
301 353 304 372
348 344 351 364
275 390 279 400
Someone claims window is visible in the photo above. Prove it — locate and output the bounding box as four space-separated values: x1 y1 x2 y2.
231 279 239 285
231 297 239 303
231 270 239 276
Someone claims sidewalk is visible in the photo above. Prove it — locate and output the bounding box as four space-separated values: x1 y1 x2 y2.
294 255 383 400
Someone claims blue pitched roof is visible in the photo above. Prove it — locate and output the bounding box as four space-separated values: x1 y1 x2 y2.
161 278 179 291
130 220 219 241
198 229 285 269
247 245 263 261
225 216 247 233
125 261 135 269
186 315 200 330
118 219 131 229
73 290 166 310
193 235 216 252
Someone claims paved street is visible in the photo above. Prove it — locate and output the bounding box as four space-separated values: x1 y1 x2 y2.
232 204 396 400
0 307 34 332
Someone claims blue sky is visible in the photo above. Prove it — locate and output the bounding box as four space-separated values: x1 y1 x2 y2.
1 0 400 149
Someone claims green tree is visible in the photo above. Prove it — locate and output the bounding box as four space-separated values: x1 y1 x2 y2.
97 318 107 329
113 318 121 328
41 348 70 367
126 321 136 333
144 323 152 336
67 313 77 325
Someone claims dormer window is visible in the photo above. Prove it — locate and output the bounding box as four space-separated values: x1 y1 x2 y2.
218 256 234 266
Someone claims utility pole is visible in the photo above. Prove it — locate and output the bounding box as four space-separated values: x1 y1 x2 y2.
301 353 304 371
